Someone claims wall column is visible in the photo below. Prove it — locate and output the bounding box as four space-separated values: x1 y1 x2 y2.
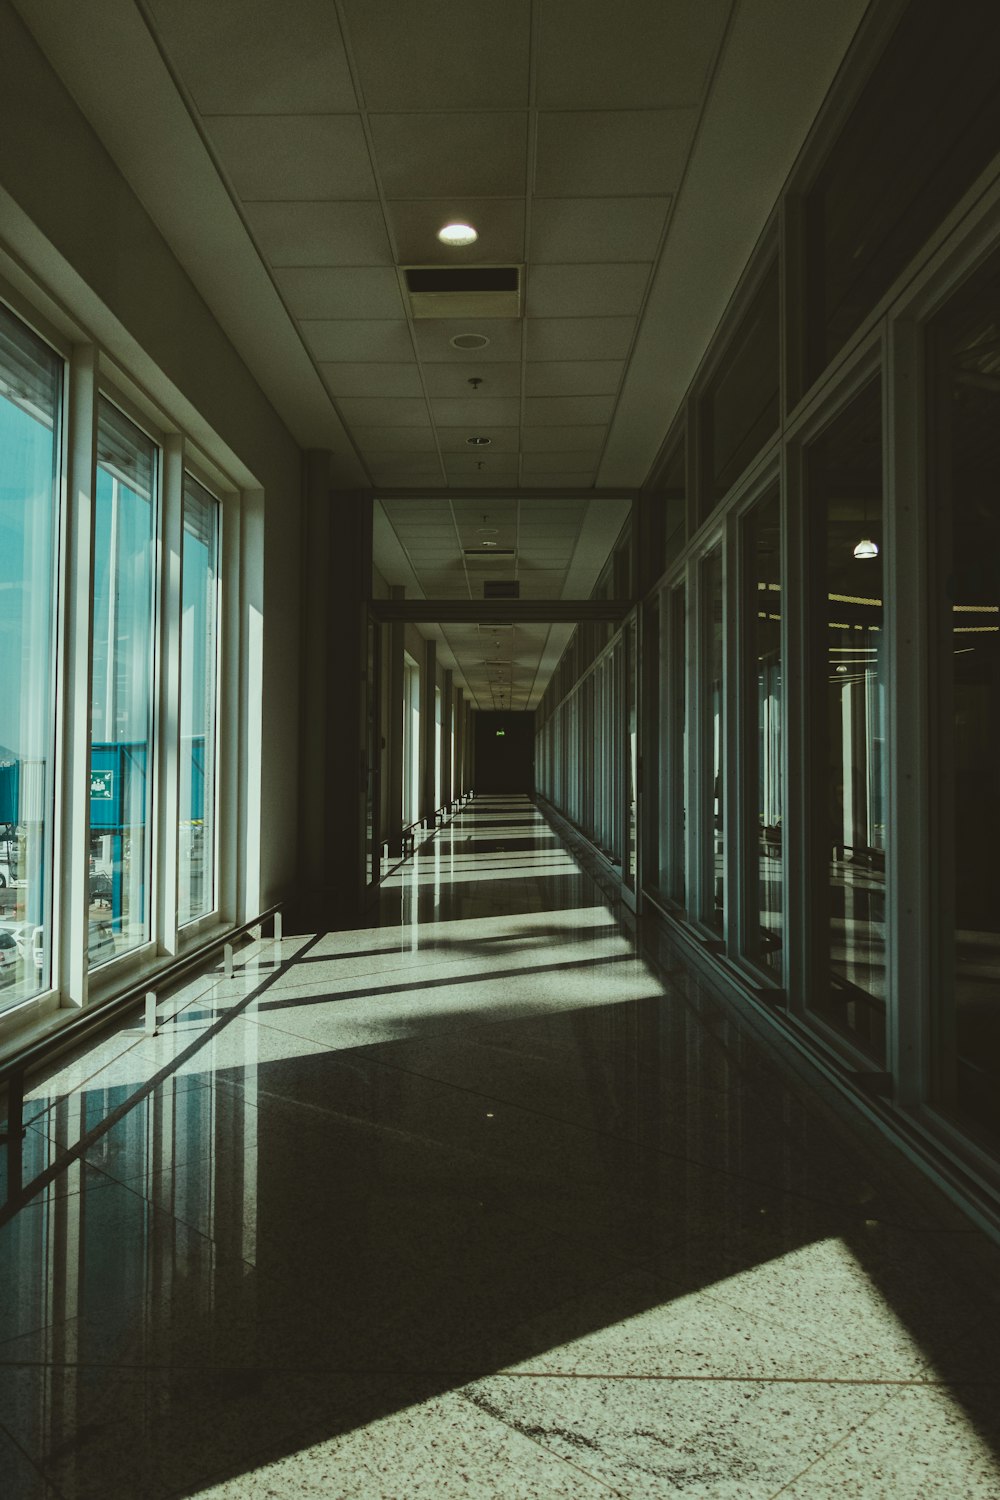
442 669 453 804
298 461 371 929
387 586 405 857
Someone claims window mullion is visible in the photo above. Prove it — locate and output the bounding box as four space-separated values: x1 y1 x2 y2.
157 434 183 954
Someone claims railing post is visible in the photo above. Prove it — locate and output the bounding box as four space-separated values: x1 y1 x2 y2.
145 991 158 1037
224 942 234 979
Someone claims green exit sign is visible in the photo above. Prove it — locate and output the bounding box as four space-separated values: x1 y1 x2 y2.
496 729 505 737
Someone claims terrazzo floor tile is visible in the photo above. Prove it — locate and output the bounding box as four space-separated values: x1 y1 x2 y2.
775 1383 1000 1498
460 1373 896 1499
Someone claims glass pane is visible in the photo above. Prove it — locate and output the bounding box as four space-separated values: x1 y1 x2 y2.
90 400 157 967
805 0 1000 383
625 617 637 889
703 261 780 514
665 583 687 906
178 475 219 926
703 550 724 932
0 304 61 1007
930 254 1000 1142
744 487 783 974
641 597 660 895
806 380 886 1059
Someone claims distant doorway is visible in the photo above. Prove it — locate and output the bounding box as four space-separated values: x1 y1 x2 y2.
475 711 535 793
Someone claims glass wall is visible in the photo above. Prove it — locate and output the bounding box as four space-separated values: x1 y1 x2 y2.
702 260 780 516
805 380 886 1060
90 401 157 967
0 292 234 1021
702 549 724 933
178 475 220 926
0 304 61 1007
929 252 1000 1144
743 487 783 974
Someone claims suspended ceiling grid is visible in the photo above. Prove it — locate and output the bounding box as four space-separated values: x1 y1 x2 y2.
12 0 871 491
374 493 630 710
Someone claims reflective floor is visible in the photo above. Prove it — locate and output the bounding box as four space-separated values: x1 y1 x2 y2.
2 795 1000 1497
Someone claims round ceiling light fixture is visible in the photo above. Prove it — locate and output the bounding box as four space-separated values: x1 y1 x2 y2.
450 332 490 350
467 435 491 446
853 537 879 560
437 222 478 247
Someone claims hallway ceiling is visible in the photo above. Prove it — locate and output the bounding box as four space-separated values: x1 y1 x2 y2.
9 0 869 712
12 0 869 493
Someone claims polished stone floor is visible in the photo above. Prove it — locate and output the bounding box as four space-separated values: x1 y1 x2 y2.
2 795 1000 1497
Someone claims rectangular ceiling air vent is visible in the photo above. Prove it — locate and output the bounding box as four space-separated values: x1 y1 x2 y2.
484 579 520 599
401 265 522 319
463 547 516 564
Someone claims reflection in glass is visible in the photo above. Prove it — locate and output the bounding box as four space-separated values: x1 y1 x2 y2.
178 475 219 926
0 304 61 1006
90 400 157 966
930 257 1000 1141
744 488 783 974
703 550 724 932
807 380 886 1059
625 617 637 889
642 597 660 896
665 583 687 907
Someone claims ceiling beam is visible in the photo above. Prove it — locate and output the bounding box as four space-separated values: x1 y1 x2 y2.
370 599 631 625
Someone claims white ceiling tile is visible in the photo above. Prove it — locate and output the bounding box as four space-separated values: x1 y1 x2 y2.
414 320 522 363
521 426 606 453
302 321 414 361
535 111 695 196
340 0 530 110
518 450 599 473
527 264 650 318
149 0 357 113
320 363 424 398
275 268 403 318
337 397 431 427
444 454 519 472
356 429 439 452
437 427 520 454
530 197 670 263
524 362 623 397
243 202 393 267
369 114 528 198
524 394 615 425
527 317 635 361
386 198 525 265
205 115 376 200
520 472 596 488
423 363 521 398
534 0 729 109
431 398 520 427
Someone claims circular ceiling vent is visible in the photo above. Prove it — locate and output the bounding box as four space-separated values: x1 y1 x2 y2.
450 332 490 350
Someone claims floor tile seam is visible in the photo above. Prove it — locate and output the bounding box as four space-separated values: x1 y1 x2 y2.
453 1384 630 1499
0 1414 64 1496
762 1382 918 1499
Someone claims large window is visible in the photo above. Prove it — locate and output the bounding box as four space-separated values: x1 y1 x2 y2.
929 254 1000 1144
805 380 886 1060
0 304 61 1007
702 549 724 932
90 400 157 967
743 487 783 975
178 475 220 926
702 261 780 516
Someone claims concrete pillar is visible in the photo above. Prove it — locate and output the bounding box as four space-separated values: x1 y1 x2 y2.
387 585 405 857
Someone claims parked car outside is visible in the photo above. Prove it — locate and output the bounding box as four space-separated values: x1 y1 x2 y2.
0 927 20 987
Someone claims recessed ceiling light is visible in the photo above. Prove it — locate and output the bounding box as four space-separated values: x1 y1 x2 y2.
438 222 478 247
450 333 490 350
467 435 491 446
